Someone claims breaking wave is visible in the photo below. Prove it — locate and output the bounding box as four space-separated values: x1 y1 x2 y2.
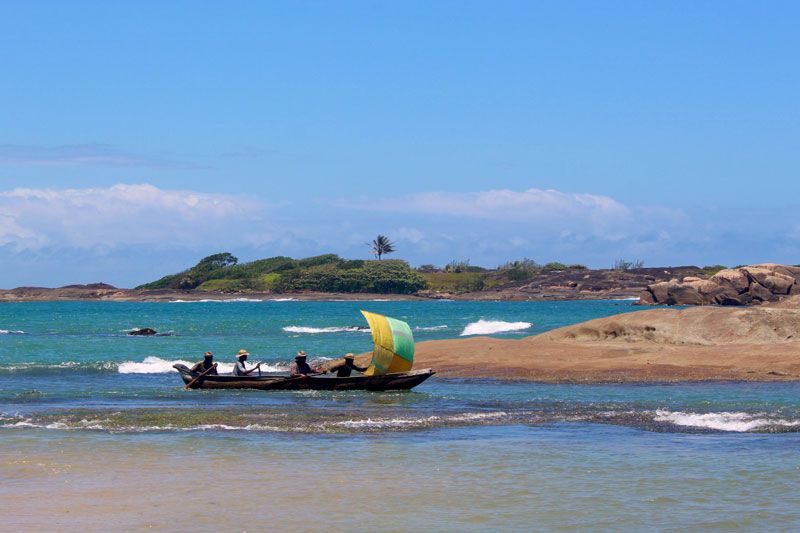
117 356 286 374
653 410 800 432
330 411 509 429
460 320 532 336
0 357 287 375
0 329 25 335
283 326 369 334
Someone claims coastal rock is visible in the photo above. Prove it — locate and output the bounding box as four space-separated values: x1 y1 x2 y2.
128 328 158 336
666 284 704 306
646 282 671 304
413 304 800 382
710 269 749 293
748 281 773 302
639 264 800 306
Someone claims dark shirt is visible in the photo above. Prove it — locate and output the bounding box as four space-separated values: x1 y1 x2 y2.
290 359 314 376
190 360 218 375
329 360 368 377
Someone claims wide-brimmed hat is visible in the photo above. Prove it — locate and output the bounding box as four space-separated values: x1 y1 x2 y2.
236 349 250 358
295 350 307 358
204 351 213 356
344 353 355 360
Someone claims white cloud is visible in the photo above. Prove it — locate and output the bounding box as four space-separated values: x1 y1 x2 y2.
0 183 266 250
342 187 642 241
344 188 629 220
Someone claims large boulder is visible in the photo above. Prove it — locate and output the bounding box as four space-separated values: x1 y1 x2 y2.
748 281 773 302
710 269 749 293
666 284 704 305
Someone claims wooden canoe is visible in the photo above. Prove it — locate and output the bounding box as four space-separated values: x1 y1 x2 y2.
173 364 435 391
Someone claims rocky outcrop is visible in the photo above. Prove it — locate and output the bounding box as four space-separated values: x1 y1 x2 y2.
128 328 158 336
410 304 800 382
639 264 800 306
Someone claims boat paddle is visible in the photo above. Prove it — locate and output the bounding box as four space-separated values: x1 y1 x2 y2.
184 363 218 389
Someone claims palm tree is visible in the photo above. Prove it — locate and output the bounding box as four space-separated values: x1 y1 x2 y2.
370 234 396 260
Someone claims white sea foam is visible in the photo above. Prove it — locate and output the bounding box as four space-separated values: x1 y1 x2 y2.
190 424 285 432
269 298 297 302
460 320 532 336
169 298 263 303
333 416 440 428
414 325 448 331
447 411 508 422
332 411 508 429
0 329 25 335
654 410 800 432
610 297 641 301
282 326 369 334
116 356 285 374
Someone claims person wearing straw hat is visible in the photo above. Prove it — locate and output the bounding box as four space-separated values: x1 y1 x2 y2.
190 351 218 375
232 349 261 376
327 353 368 378
289 351 322 377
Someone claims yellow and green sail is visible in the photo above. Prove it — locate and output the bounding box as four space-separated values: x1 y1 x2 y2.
361 310 415 375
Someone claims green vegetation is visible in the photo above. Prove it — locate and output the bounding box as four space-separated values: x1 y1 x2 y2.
139 252 716 297
544 262 567 271
612 259 645 271
700 264 727 276
444 260 485 273
497 258 541 281
420 271 486 293
137 253 426 294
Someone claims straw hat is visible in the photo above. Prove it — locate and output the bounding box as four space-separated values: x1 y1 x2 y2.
236 349 250 358
295 350 307 358
204 351 213 356
344 353 355 360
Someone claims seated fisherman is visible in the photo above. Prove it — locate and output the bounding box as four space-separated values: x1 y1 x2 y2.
190 351 218 375
289 351 322 376
233 349 261 376
327 353 368 377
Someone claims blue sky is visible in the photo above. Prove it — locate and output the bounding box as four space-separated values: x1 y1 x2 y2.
1 1 798 286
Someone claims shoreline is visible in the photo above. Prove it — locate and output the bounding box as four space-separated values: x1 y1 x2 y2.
0 286 642 303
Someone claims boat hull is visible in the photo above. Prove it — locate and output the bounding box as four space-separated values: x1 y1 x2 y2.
173 364 435 391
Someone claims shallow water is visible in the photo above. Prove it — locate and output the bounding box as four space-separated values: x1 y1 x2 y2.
2 300 799 530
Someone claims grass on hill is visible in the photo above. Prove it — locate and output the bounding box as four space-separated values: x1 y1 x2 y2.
136 253 427 295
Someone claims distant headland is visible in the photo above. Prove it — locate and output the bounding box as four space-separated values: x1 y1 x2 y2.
1 252 799 304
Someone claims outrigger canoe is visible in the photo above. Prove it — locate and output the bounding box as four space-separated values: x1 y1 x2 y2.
173 364 435 391
175 311 435 392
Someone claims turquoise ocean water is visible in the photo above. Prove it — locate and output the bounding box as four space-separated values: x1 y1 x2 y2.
3 300 800 530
